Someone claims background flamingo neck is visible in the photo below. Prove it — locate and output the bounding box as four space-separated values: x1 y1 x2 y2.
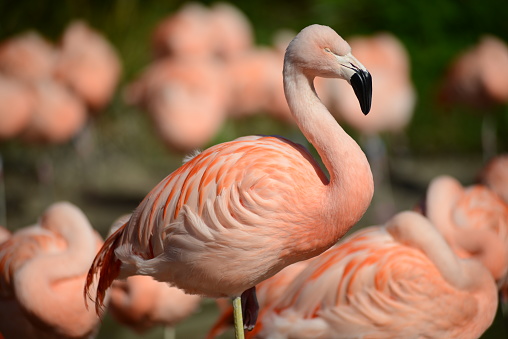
283 62 373 228
13 223 99 332
452 228 508 281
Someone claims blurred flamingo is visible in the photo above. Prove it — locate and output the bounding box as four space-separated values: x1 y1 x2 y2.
110 276 201 337
0 202 105 339
85 24 373 338
0 31 57 82
55 21 121 112
106 215 202 336
478 153 508 203
209 2 253 61
125 57 229 153
0 227 9 243
247 211 499 339
21 80 87 144
0 75 34 140
421 175 508 294
224 48 280 119
151 2 214 60
330 32 416 222
439 35 508 159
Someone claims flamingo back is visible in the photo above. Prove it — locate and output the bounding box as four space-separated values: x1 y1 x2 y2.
251 216 497 339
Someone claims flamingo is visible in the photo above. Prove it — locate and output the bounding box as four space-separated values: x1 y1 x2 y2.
21 80 87 144
209 2 254 61
421 175 508 294
247 211 499 339
85 24 373 338
151 2 215 60
55 21 121 112
478 153 508 204
0 31 57 82
439 35 508 160
110 276 201 337
0 202 105 339
0 75 34 140
124 57 229 153
0 227 9 243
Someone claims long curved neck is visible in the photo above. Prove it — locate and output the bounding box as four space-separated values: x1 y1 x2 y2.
283 61 373 227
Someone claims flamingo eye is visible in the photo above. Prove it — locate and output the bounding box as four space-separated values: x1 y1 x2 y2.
324 47 332 53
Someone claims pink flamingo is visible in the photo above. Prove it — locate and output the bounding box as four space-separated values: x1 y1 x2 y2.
55 21 121 112
110 276 201 337
224 47 280 119
0 75 34 140
0 31 57 82
106 215 202 336
21 80 87 144
151 3 215 60
85 24 373 338
421 175 508 294
247 211 500 339
0 202 105 339
0 227 9 243
209 2 253 61
439 35 508 159
124 57 229 153
478 153 508 204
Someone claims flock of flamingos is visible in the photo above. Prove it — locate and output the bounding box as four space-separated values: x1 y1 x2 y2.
1 2 508 339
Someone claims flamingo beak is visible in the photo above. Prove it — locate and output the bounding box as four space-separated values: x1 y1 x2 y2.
350 69 372 115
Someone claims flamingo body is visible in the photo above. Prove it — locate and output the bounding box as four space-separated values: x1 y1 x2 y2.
125 57 229 152
21 80 87 144
440 35 508 108
110 275 201 333
0 32 57 82
0 202 104 339
250 212 498 339
55 21 121 111
0 76 34 140
423 175 508 291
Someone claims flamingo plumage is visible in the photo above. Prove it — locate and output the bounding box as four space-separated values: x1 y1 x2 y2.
247 211 498 339
438 35 508 159
85 24 373 336
0 227 9 243
105 215 202 334
0 202 105 339
421 175 508 293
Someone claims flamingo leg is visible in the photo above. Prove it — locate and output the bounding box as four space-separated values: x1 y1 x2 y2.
163 325 175 339
232 296 245 339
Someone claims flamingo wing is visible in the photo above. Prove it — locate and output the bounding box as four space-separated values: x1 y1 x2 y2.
87 135 328 309
255 227 481 339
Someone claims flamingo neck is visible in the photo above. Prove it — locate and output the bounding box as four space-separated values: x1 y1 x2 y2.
283 62 373 228
13 221 99 335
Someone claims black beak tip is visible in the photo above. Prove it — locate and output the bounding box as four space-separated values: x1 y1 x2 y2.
350 70 372 115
